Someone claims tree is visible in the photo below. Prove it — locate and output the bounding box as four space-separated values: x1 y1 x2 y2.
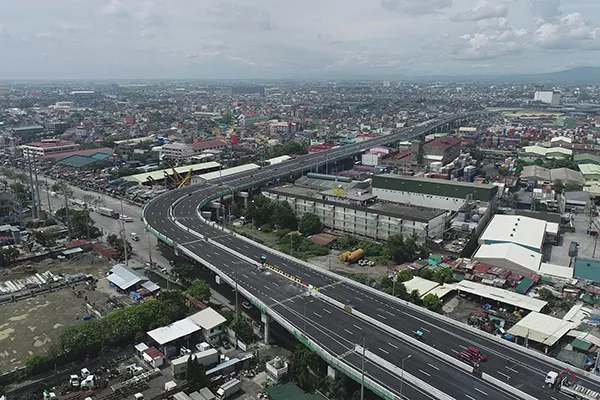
298 213 323 236
419 268 434 280
387 234 406 264
408 289 421 304
186 355 208 390
396 270 413 283
172 264 196 280
186 280 211 303
553 180 564 194
229 314 254 344
10 182 28 202
289 345 324 393
33 230 57 247
423 293 443 311
55 207 101 239
433 268 454 284
157 290 189 321
537 288 554 301
0 246 20 267
245 195 275 227
107 233 132 259
272 201 298 230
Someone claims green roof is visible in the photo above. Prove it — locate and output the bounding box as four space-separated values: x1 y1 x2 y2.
571 338 592 352
574 258 600 282
575 153 600 165
515 278 535 294
58 153 110 168
265 383 327 400
372 174 498 202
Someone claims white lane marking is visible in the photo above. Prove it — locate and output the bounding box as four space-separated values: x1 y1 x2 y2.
420 327 431 333
242 273 249 279
205 253 212 258
377 314 387 320
250 271 257 275
385 310 395 316
344 329 353 335
505 366 519 374
323 308 331 314
355 296 364 302
419 369 430 377
459 345 467 350
465 395 477 400
551 397 558 400
378 348 390 355
263 285 271 291
450 349 459 354
427 363 439 371
388 342 398 349
497 371 511 380
272 282 279 287
474 388 488 396
353 324 363 331
313 312 322 318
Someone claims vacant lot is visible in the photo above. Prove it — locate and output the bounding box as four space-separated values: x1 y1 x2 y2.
0 288 106 374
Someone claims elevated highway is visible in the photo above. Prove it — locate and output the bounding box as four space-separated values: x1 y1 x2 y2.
144 113 599 399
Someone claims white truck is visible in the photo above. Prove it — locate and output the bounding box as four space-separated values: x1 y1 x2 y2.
98 207 119 219
130 232 140 241
546 370 600 400
216 379 241 400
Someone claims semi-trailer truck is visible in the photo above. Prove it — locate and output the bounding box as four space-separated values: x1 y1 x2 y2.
216 379 241 400
546 370 600 399
97 207 119 219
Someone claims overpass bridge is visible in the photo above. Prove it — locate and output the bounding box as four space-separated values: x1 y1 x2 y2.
143 112 599 399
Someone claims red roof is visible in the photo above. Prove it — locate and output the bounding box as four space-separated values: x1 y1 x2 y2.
40 147 114 160
192 139 227 151
65 239 92 249
144 347 165 360
424 138 461 149
473 263 491 274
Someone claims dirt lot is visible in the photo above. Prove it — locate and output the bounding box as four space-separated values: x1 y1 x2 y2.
0 285 125 374
443 295 483 323
309 250 390 280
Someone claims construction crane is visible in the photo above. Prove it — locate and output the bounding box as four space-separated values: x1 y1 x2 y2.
164 167 193 189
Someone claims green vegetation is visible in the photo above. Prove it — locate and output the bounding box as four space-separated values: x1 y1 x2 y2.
298 213 323 236
537 287 573 311
55 207 102 239
185 280 212 303
334 233 427 265
0 246 20 268
186 355 208 390
25 292 189 376
229 314 254 344
264 140 308 158
107 233 132 259
423 293 443 310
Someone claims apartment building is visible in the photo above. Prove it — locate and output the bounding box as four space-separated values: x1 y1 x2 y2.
21 139 80 158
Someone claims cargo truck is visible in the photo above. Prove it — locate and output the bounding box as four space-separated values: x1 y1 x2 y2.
216 379 241 400
97 207 119 219
171 348 219 375
339 249 364 263
546 370 600 399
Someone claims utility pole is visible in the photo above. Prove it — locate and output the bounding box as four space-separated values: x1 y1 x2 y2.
44 179 52 213
63 183 72 241
148 235 153 266
360 336 366 400
26 152 38 219
120 197 128 265
235 264 239 317
33 154 42 218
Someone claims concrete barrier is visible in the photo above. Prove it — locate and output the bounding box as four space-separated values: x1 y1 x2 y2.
356 345 456 400
481 373 538 400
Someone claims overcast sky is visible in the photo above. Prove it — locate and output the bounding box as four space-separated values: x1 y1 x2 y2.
1 0 600 79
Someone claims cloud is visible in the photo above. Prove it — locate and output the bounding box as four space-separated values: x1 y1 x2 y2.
451 0 509 22
529 0 561 23
534 12 600 49
451 20 528 60
380 0 452 16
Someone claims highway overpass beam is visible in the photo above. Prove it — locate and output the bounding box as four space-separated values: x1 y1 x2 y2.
262 312 271 344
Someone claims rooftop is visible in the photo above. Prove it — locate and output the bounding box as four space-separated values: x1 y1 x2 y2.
192 139 228 151
424 137 461 149
507 312 574 347
123 161 220 184
474 243 542 273
187 308 226 331
478 215 550 252
107 264 145 290
456 280 548 312
147 318 201 345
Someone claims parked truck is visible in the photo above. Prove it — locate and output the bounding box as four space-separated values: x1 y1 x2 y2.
216 379 241 400
546 370 600 399
98 207 119 219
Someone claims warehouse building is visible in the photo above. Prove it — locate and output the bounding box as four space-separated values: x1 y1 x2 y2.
372 174 498 212
478 214 558 253
262 185 446 242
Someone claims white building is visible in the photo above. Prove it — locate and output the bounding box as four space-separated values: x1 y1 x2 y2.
372 174 498 212
478 214 558 253
473 243 542 274
162 143 195 160
21 139 80 158
534 90 561 106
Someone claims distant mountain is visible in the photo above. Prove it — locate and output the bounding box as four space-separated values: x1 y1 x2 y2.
288 67 600 84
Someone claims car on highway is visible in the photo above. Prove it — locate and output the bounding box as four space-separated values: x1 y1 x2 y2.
465 347 487 362
242 301 252 310
458 352 480 368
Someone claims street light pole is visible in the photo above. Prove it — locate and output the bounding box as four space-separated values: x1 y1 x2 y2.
235 264 239 317
360 336 366 400
400 354 412 398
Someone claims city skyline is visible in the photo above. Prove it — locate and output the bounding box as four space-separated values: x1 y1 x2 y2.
1 0 600 79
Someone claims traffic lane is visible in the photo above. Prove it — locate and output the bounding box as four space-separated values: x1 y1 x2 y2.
322 283 564 398
272 304 438 400
292 299 513 400
276 299 502 400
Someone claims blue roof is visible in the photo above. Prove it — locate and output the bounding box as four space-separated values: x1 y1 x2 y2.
574 258 600 282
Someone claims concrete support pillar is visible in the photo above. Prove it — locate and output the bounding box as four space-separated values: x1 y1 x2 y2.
262 312 271 344
327 366 338 379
